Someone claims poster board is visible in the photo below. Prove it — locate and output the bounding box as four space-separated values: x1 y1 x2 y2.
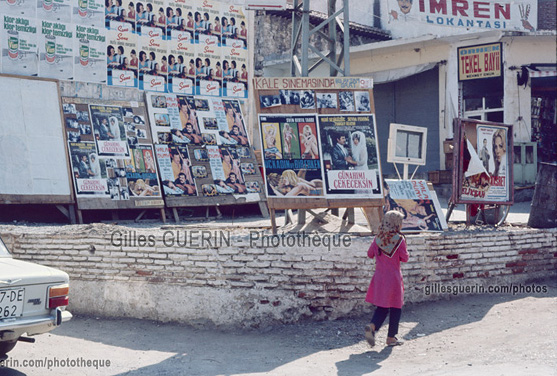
254 77 384 231
451 118 514 204
145 92 266 210
0 75 73 205
61 96 165 212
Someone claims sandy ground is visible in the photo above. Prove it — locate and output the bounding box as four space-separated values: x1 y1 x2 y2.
2 279 555 376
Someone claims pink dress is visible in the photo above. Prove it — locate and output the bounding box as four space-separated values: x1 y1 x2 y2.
365 238 409 309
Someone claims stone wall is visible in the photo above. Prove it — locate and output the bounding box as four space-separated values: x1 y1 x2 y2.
1 224 556 328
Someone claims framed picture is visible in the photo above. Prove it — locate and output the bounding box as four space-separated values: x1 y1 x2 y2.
387 123 428 166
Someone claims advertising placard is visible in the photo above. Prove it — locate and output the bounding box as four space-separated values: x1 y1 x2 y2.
38 20 73 79
138 29 167 91
196 38 221 96
74 24 106 83
458 43 502 81
382 0 538 39
222 45 246 98
72 0 105 28
167 38 195 94
1 15 38 76
0 0 36 18
37 0 72 23
106 24 137 87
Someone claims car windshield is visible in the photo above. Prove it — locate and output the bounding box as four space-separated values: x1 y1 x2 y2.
0 236 11 257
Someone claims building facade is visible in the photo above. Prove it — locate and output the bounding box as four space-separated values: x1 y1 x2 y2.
255 0 556 182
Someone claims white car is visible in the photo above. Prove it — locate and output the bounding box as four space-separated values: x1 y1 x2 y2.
0 235 72 360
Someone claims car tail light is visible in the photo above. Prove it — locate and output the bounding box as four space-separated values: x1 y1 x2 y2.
48 284 69 309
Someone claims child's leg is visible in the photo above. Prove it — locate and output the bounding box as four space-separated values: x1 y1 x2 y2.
387 308 402 338
370 306 389 332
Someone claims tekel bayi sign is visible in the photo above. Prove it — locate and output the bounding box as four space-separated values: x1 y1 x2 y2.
458 42 502 81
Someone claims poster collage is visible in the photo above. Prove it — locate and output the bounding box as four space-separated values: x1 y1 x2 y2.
460 123 510 202
146 93 261 198
0 0 248 98
257 85 382 200
62 98 162 201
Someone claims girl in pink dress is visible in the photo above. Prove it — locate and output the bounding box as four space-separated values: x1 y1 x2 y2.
365 210 409 347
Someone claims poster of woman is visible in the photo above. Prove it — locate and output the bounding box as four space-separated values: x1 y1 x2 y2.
259 114 324 198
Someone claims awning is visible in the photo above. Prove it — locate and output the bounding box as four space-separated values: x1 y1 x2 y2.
527 66 557 78
359 62 439 84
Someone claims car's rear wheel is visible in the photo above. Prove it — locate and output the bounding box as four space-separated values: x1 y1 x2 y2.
0 340 17 356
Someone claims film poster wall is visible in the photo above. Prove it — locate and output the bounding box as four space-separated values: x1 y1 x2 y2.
254 77 383 203
452 118 513 204
62 97 164 211
145 92 264 207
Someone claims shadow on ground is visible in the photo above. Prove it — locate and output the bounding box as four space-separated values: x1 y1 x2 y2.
3 279 550 375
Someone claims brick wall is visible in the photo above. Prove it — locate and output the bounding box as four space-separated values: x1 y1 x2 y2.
538 0 557 31
1 225 556 328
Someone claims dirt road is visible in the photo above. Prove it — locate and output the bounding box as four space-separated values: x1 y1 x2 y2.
2 280 556 376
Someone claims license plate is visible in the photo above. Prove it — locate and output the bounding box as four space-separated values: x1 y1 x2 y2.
0 288 25 318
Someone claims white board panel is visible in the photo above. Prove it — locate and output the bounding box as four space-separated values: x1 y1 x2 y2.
0 76 71 197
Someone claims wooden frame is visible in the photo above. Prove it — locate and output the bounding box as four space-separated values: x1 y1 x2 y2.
145 93 268 222
0 74 76 221
387 123 428 166
61 96 166 223
451 118 514 205
254 77 384 233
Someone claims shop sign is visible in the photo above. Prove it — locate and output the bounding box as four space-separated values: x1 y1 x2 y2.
458 43 502 81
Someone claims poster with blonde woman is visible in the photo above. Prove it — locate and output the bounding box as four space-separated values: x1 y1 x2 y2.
259 114 325 198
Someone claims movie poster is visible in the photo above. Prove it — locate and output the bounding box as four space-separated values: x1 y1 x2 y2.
384 179 447 232
38 20 73 79
167 37 195 94
68 141 109 196
318 114 382 199
460 125 510 202
72 0 105 27
74 24 106 83
195 39 221 96
222 99 249 146
138 30 167 91
89 104 130 156
259 114 324 198
37 0 72 23
1 16 38 76
156 143 198 196
127 144 161 197
202 144 247 196
107 25 137 87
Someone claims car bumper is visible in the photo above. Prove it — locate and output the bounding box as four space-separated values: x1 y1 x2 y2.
0 308 72 340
